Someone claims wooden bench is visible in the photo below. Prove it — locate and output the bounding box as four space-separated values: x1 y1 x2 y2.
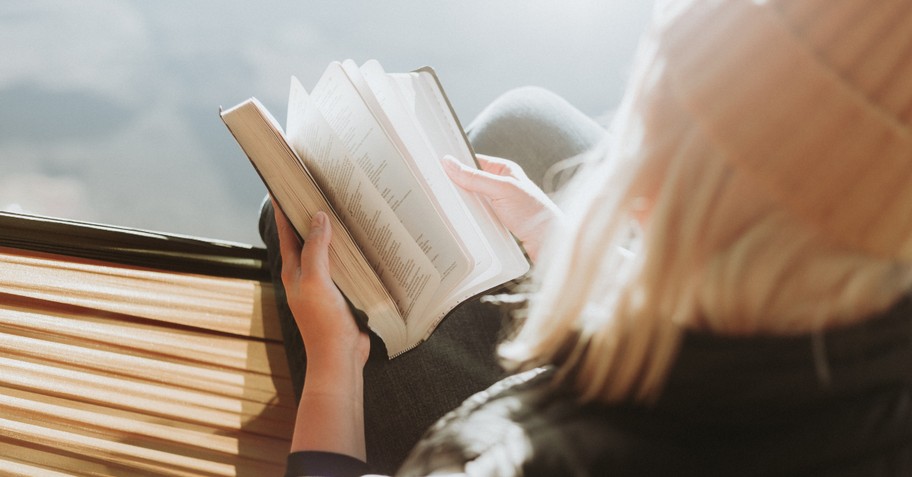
0 212 294 476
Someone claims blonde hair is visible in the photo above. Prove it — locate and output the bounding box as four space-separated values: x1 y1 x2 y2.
499 0 912 404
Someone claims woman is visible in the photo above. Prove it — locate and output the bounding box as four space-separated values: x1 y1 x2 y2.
267 0 912 474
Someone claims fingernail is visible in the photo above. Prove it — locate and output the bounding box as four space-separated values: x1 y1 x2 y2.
442 156 460 170
311 211 326 229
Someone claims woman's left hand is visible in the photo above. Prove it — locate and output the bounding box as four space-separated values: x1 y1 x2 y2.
275 202 370 458
273 202 370 368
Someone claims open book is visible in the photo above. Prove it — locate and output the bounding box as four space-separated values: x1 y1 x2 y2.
221 60 529 358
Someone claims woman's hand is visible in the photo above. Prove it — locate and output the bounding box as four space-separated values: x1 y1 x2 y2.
274 203 370 458
443 154 562 262
273 203 370 368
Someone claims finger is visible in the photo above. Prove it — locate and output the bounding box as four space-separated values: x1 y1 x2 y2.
474 154 510 175
443 155 516 198
299 211 332 278
272 199 302 268
475 154 526 179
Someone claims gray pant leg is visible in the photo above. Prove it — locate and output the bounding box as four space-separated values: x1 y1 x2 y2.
467 86 607 189
259 86 605 473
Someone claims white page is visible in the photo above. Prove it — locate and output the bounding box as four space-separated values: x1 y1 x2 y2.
387 72 500 263
310 63 468 293
355 60 486 296
286 78 439 323
389 70 530 321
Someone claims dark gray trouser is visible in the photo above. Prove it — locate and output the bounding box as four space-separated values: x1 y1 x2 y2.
258 86 606 474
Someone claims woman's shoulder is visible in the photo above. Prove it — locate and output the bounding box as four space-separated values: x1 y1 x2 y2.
396 367 675 476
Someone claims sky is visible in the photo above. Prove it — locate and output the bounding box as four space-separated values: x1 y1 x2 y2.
0 0 654 245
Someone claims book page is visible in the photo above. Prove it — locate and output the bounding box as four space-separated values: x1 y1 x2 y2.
386 71 502 276
221 99 402 342
309 63 470 290
286 78 439 322
389 69 531 321
356 60 489 295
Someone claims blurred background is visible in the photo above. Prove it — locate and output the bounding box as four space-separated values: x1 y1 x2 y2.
0 0 654 245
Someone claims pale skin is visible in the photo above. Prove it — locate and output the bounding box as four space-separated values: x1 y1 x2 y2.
275 154 559 461
442 154 562 263
274 206 370 459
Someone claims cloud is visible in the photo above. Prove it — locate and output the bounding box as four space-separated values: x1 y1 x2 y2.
0 173 96 220
0 0 655 246
0 1 151 103
0 84 135 143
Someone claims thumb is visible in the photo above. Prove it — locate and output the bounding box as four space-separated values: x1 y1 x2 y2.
300 211 332 277
443 155 513 199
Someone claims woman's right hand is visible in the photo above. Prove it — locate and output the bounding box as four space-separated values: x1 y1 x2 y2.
443 154 561 262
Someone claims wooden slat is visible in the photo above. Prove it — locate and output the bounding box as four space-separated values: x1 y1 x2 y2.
0 236 295 475
0 247 280 341
0 416 283 477
0 391 289 467
0 447 108 477
0 386 272 444
0 326 293 406
0 294 290 379
0 355 294 439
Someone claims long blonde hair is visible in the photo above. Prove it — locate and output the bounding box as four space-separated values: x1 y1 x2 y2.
499 1 912 404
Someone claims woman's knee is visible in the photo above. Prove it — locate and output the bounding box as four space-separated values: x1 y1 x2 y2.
258 195 276 246
467 86 572 140
467 86 606 186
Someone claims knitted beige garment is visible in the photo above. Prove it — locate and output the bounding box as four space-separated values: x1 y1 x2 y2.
649 0 912 260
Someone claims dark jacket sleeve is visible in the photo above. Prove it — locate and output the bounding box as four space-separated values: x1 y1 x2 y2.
285 451 373 477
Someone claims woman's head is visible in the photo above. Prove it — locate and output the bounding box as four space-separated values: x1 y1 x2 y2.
500 0 912 403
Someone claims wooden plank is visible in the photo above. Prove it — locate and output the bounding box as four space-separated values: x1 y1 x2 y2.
0 295 290 379
0 416 285 477
0 238 296 474
0 247 281 341
0 327 293 407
